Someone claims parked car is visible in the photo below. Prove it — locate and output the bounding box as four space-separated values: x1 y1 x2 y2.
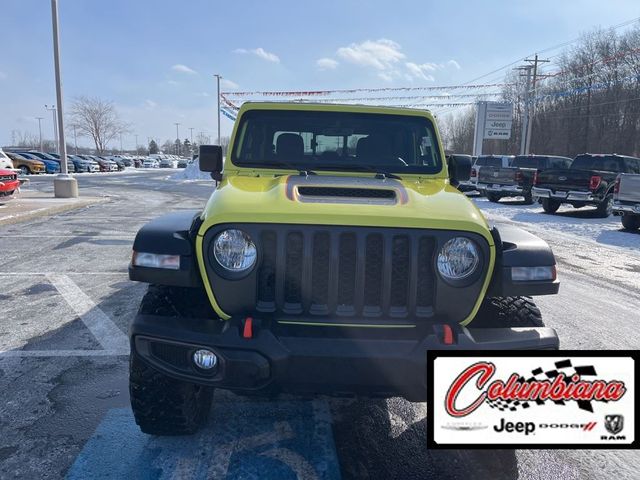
75 155 101 171
469 155 513 190
5 152 46 174
533 153 640 217
126 102 560 435
15 151 61 174
0 148 14 170
21 151 76 173
177 158 188 168
478 155 573 204
47 152 94 173
107 156 126 171
159 157 177 168
143 158 159 168
613 173 640 230
89 155 117 172
0 168 21 199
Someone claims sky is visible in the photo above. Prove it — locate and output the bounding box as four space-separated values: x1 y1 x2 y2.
1 0 639 149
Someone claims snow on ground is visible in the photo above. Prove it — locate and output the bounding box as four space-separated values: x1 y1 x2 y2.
169 159 213 181
474 196 640 254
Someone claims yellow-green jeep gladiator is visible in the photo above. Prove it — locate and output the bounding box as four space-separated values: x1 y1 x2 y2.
128 102 560 435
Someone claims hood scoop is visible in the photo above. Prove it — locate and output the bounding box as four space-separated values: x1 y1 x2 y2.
286 175 407 205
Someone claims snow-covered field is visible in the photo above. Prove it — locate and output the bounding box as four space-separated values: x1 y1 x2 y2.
474 197 640 255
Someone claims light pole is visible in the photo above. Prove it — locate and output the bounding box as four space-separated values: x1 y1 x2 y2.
36 117 44 152
50 0 77 197
134 134 138 155
73 124 78 154
120 133 123 154
45 105 58 154
213 74 221 144
175 123 181 155
189 127 194 155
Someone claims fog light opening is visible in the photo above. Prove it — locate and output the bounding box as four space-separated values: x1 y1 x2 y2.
193 349 218 370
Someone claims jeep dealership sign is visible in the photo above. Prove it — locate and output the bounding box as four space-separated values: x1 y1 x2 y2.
472 101 514 155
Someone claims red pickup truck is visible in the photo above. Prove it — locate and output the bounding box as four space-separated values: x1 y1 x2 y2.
0 169 21 200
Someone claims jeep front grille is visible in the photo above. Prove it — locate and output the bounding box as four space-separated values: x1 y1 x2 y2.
255 228 436 318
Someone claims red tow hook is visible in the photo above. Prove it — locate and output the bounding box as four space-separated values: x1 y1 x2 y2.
242 317 253 339
442 324 454 345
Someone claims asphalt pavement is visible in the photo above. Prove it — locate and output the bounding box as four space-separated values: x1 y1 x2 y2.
0 170 638 479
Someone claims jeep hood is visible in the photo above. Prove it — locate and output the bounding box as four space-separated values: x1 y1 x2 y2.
199 175 492 242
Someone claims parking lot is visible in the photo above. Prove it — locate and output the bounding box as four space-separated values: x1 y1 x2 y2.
1 170 639 479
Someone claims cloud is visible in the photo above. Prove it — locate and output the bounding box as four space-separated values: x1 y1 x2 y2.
447 60 461 70
337 39 405 70
167 80 179 86
144 99 158 109
234 47 280 63
316 58 339 70
196 92 211 97
405 60 460 81
171 64 197 74
0 71 7 80
220 78 239 89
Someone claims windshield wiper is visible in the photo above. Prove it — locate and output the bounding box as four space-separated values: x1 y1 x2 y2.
262 162 316 176
322 163 402 180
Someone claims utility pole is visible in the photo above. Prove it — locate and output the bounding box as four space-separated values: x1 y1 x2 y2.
175 123 181 155
73 124 78 154
516 65 533 155
36 117 44 152
50 0 77 197
135 134 138 155
214 74 222 144
188 127 194 156
45 105 58 154
518 54 550 155
120 133 123 154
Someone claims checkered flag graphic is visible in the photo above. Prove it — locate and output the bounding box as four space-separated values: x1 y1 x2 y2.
485 359 599 412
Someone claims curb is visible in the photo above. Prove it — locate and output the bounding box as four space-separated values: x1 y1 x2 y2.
0 197 109 226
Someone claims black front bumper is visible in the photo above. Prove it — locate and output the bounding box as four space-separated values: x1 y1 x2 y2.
131 314 559 402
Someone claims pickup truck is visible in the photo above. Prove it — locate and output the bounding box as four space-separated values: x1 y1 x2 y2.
613 173 640 230
478 155 572 204
468 154 513 191
532 153 640 217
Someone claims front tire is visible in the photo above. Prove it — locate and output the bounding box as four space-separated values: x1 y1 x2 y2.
20 165 30 175
541 198 560 214
621 214 640 231
129 354 213 435
472 297 544 328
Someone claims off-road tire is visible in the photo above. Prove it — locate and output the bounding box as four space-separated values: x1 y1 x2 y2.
472 296 544 328
621 214 640 231
541 198 561 214
129 353 213 435
130 285 216 435
595 194 613 218
486 192 501 203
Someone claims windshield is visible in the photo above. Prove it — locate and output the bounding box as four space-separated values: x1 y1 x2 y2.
231 109 443 174
513 156 545 169
475 156 504 168
572 155 623 172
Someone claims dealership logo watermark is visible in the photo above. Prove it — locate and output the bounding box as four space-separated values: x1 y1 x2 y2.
427 351 637 449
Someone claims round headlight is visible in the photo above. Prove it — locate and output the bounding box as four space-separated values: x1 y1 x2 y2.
213 229 257 272
437 237 480 281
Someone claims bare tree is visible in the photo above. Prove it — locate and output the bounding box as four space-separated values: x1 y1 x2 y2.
69 96 129 154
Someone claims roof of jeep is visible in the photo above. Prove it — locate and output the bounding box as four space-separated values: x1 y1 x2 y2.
236 101 435 118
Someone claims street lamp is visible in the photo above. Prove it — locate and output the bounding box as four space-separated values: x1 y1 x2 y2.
213 74 221 144
36 117 44 152
44 105 58 154
175 123 181 155
50 0 78 197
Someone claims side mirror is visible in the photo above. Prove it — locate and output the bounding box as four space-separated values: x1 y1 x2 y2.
447 155 472 187
199 145 223 181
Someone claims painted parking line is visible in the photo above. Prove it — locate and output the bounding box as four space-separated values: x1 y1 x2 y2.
66 399 341 479
47 273 129 353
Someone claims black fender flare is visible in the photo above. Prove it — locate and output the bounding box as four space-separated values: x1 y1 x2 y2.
487 224 559 297
128 210 203 287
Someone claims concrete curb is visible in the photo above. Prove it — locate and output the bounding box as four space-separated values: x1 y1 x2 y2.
0 196 108 226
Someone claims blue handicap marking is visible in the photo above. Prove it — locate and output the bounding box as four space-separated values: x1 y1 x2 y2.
66 396 341 479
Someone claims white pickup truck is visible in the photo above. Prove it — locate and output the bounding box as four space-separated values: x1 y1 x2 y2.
613 173 640 230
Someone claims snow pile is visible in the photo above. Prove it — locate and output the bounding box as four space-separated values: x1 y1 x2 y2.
170 159 214 181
